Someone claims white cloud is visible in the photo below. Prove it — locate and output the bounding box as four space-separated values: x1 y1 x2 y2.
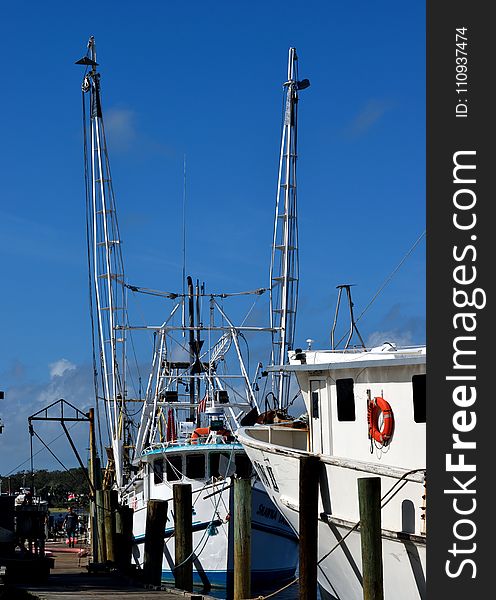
49 358 76 378
345 99 393 138
105 107 137 151
0 362 94 475
366 329 414 348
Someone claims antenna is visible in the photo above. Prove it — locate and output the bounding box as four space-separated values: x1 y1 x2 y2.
182 154 187 334
269 48 309 409
330 284 366 350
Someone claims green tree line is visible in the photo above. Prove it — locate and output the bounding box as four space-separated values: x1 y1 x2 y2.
0 468 92 507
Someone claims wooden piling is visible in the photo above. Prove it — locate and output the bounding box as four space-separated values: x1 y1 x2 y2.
95 489 107 563
115 504 134 571
103 489 117 563
299 455 320 600
143 499 168 586
88 408 99 563
173 483 193 592
233 474 252 600
358 477 384 600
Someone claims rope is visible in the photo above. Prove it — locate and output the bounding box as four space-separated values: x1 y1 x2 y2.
317 467 425 566
171 447 236 570
244 576 299 600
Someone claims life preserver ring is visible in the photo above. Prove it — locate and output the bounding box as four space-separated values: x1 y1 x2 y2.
368 396 394 445
191 427 210 443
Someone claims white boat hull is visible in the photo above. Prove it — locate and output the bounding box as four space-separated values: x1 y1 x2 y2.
238 428 426 600
124 444 298 590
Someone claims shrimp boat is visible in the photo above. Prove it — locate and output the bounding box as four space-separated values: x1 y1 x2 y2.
238 343 426 600
119 276 298 589
77 37 297 591
237 49 427 600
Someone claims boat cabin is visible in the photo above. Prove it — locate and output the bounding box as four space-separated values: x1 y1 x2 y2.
138 443 247 501
262 344 426 470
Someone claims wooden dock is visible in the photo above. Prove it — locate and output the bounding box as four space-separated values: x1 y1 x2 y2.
11 543 215 600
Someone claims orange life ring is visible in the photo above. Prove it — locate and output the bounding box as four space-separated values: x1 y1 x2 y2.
368 397 394 445
191 427 210 443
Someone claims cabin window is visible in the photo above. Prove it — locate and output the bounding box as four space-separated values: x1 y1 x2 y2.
412 374 426 423
166 455 183 481
310 381 320 418
153 459 164 485
209 452 236 479
336 378 356 421
186 454 205 479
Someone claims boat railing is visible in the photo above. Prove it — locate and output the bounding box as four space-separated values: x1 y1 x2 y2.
308 344 426 355
142 433 237 455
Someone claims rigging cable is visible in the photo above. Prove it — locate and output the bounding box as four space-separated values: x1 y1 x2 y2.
29 428 83 487
249 467 425 600
245 467 424 600
316 467 425 567
170 446 237 569
82 88 106 459
356 230 426 325
334 230 426 349
123 283 267 299
6 423 79 476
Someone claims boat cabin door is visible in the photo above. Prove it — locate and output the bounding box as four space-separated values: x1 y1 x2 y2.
309 379 329 454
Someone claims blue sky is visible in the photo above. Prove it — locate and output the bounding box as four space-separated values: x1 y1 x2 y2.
0 1 425 476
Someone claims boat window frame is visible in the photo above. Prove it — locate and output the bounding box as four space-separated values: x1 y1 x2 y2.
185 453 206 480
412 374 426 423
208 451 235 479
165 454 183 482
336 377 356 422
152 458 164 485
310 380 320 419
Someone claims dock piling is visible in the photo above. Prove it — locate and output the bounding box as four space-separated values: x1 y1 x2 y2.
173 483 193 592
88 408 99 563
103 489 117 563
143 499 168 586
358 477 384 600
299 455 320 600
233 462 252 600
115 504 134 571
95 489 107 563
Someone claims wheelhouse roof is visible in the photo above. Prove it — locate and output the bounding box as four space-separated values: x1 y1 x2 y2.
268 345 426 373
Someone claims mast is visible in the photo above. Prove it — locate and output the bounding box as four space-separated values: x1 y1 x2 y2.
78 37 128 487
269 48 309 409
187 276 196 419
